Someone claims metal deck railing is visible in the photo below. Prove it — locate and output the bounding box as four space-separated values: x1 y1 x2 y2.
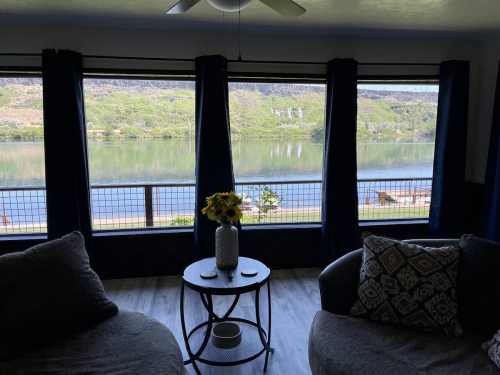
0 177 432 234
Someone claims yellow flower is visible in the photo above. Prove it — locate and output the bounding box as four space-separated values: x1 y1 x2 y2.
219 192 231 200
202 191 243 224
225 206 242 222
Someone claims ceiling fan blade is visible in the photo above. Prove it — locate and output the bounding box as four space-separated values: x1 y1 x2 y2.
165 0 201 14
258 0 306 16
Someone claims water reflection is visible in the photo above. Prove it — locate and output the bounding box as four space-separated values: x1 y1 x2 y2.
0 139 434 186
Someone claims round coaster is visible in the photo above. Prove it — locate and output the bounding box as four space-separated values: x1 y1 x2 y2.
200 270 218 279
241 269 258 277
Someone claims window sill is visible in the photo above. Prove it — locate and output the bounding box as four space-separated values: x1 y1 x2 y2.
241 219 428 231
360 219 429 227
241 223 321 231
92 227 193 237
0 233 47 242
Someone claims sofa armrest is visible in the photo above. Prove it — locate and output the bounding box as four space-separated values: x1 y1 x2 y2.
318 249 363 315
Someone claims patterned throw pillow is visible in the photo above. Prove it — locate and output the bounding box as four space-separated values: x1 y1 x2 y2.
483 330 500 369
350 235 462 336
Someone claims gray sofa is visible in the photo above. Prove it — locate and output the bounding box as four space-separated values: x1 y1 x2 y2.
1 311 186 375
309 239 500 375
0 232 186 375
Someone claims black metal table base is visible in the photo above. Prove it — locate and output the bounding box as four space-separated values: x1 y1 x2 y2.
180 280 273 374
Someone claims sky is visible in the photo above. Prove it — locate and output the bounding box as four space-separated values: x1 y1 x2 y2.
359 84 439 93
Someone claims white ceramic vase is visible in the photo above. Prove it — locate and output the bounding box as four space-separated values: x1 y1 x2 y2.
215 223 239 270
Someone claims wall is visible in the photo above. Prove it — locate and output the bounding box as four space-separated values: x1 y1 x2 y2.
0 23 482 64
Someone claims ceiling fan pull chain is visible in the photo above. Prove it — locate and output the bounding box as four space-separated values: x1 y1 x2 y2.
238 3 243 62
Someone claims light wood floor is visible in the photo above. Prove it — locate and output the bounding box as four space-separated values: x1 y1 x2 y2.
103 268 321 375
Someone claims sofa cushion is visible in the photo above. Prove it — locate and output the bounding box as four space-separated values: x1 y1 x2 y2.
459 234 500 334
0 232 118 359
309 311 499 375
483 329 500 369
350 235 462 336
0 311 186 375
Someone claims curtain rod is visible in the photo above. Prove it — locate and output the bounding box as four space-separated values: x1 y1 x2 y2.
0 52 441 66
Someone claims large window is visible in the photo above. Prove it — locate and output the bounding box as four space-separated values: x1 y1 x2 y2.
0 76 46 235
357 81 439 220
83 77 196 231
0 74 438 236
229 80 326 225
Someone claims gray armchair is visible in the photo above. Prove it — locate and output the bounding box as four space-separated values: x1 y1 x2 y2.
309 239 500 375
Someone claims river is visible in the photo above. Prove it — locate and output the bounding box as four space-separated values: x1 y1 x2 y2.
0 139 434 186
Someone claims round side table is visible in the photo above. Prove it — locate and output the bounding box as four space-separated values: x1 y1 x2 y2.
180 257 273 374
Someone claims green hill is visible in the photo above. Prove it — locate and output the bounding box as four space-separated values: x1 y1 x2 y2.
0 78 438 143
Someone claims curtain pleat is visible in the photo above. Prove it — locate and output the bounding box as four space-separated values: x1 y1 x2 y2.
321 59 362 263
193 55 235 259
429 61 469 237
484 62 500 241
42 49 92 241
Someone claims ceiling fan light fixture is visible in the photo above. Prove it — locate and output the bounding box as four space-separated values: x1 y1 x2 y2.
206 0 252 12
166 0 306 16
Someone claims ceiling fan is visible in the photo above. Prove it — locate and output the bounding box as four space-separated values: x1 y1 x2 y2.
166 0 306 17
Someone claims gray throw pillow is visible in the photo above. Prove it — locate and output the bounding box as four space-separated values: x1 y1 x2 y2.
483 329 500 369
351 235 462 336
0 231 118 359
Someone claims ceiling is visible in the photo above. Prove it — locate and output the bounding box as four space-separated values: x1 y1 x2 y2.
1 0 500 34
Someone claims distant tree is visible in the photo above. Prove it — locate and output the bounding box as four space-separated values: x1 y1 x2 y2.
256 187 281 222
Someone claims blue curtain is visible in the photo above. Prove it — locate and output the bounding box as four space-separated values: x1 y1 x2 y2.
484 62 500 241
42 49 92 241
429 61 469 237
194 55 235 259
321 59 362 263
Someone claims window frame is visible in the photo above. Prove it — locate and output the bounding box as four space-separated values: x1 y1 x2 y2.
228 75 328 227
356 76 440 224
82 72 197 233
0 71 47 238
